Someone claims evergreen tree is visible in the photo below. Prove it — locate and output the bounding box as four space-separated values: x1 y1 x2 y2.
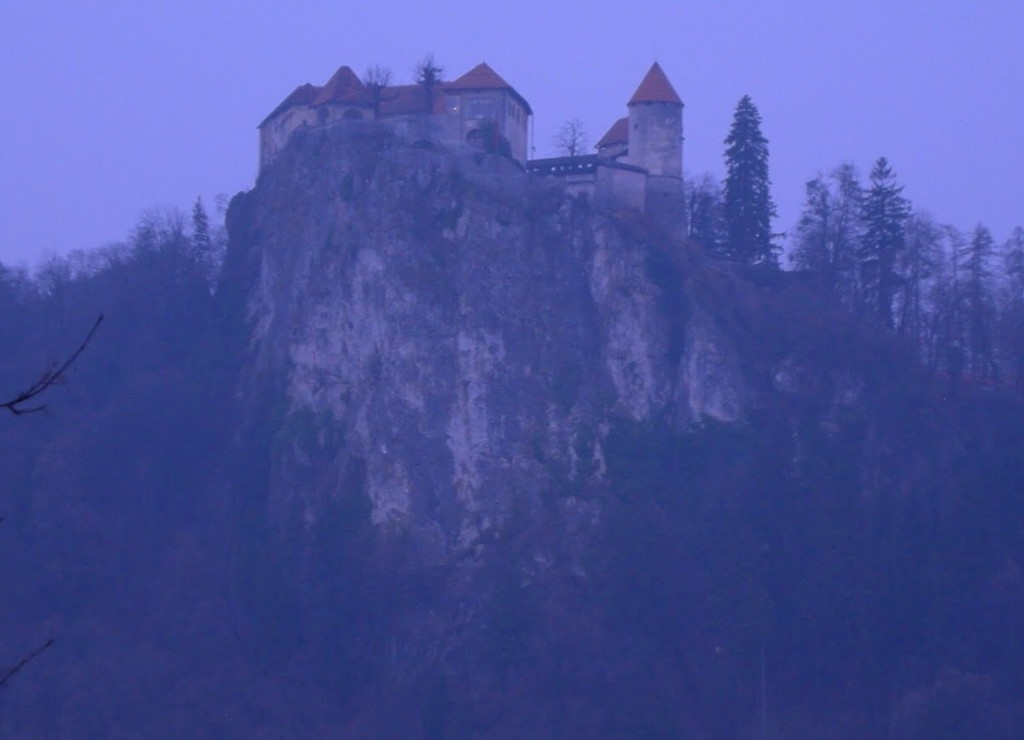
191 196 212 260
791 163 862 305
1001 226 1024 385
1005 227 1024 311
858 157 910 329
792 175 831 272
189 196 225 288
722 95 778 266
414 54 444 114
959 223 997 378
829 163 863 302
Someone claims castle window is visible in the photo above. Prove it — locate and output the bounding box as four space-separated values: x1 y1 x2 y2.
466 98 496 120
445 96 460 114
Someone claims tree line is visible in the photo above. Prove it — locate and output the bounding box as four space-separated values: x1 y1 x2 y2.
687 95 1023 389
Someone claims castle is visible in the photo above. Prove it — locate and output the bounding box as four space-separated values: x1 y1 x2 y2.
259 61 684 222
259 62 532 169
527 62 684 218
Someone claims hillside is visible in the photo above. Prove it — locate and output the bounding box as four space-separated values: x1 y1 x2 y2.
0 127 1022 737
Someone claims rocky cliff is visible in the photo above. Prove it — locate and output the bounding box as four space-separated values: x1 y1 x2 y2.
214 126 1024 737
4 121 1020 738
226 125 751 557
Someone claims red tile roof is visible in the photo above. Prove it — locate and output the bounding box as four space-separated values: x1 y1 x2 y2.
447 62 512 91
313 65 367 106
262 61 533 126
378 84 447 116
259 83 320 127
628 62 682 105
597 117 629 148
445 62 532 115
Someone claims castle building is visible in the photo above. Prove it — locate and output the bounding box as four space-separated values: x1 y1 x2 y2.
258 62 532 170
619 61 684 178
527 63 685 227
258 60 684 230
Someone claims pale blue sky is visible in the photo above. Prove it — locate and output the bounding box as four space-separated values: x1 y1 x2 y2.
1 0 1021 264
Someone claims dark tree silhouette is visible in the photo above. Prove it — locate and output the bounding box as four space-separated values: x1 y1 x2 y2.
1 314 103 416
1 313 102 688
858 157 910 329
791 163 862 303
896 211 942 346
959 223 997 378
1002 227 1024 385
362 66 393 119
722 95 778 266
0 638 54 689
414 54 444 114
552 118 589 157
686 173 725 253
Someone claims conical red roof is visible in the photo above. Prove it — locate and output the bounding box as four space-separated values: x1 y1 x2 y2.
628 62 682 105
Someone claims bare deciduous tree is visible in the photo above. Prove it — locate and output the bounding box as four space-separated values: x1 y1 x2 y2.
1 314 104 416
552 118 589 157
0 637 54 689
362 66 393 119
1 313 102 687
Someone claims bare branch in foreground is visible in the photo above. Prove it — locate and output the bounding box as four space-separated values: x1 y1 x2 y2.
1 315 104 416
0 638 54 689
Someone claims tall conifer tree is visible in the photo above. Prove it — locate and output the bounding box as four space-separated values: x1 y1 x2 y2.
722 95 777 266
959 223 996 377
859 157 910 328
191 196 212 258
1002 226 1024 384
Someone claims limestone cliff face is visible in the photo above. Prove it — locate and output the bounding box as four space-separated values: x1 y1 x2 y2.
225 126 749 554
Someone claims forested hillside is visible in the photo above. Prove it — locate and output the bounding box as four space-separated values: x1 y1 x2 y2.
1 130 1022 738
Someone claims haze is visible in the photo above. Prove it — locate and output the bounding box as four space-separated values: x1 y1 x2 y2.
1 0 1021 265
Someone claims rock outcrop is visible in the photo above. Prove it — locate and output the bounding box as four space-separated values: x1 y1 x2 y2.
226 125 749 555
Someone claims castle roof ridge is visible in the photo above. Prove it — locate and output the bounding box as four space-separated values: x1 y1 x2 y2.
446 62 533 115
313 65 367 106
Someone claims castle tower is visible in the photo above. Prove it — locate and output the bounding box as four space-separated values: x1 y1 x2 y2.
626 62 683 178
628 63 685 238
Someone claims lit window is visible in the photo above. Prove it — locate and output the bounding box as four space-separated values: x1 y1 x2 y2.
445 96 460 114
